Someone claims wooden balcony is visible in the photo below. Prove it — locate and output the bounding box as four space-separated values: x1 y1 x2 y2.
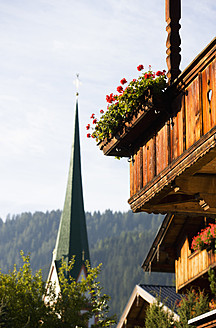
99 38 216 215
128 37 216 215
176 237 216 292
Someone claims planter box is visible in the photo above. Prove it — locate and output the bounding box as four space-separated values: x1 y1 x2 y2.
98 90 167 157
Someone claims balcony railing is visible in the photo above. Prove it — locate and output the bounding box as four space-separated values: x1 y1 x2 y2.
175 237 216 292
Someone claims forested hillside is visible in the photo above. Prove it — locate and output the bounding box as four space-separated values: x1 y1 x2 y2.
0 210 174 319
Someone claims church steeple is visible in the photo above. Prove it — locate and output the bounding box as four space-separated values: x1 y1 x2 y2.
50 94 90 282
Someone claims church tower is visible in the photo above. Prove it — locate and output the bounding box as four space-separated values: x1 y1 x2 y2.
47 93 90 289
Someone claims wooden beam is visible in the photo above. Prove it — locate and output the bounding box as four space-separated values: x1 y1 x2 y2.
126 318 145 327
141 202 216 216
176 175 216 195
165 0 181 83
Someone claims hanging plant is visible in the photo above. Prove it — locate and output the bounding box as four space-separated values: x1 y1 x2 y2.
86 65 167 142
191 223 216 252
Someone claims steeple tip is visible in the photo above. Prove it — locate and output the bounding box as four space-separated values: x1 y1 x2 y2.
75 74 81 97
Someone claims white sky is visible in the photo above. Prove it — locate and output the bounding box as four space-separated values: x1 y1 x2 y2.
0 0 215 220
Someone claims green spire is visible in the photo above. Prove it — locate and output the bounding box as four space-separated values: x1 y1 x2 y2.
54 97 90 280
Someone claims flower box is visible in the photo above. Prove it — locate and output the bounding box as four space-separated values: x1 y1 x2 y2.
191 224 216 252
87 65 167 157
98 89 167 157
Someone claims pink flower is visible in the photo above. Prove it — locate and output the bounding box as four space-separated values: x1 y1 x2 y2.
86 124 90 130
120 78 127 85
117 85 123 93
137 64 144 71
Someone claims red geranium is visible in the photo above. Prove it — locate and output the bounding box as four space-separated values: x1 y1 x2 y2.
120 78 127 85
156 71 163 76
144 73 152 79
100 109 104 114
87 133 91 138
117 85 123 93
191 223 216 251
90 113 95 119
93 118 97 124
86 124 90 130
137 64 144 71
106 93 115 103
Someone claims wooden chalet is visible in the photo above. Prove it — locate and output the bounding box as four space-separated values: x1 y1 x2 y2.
98 0 216 325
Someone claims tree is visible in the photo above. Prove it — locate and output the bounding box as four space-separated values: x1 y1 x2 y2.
0 252 115 327
51 257 116 328
144 289 210 328
175 289 209 328
145 296 175 328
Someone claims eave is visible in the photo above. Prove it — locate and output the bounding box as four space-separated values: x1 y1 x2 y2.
142 213 208 273
117 284 180 328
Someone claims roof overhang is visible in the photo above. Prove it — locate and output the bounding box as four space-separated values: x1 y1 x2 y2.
117 285 179 328
142 213 210 273
188 309 216 327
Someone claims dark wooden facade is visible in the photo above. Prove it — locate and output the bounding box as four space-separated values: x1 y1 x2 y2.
99 1 216 325
101 37 216 310
100 38 216 217
129 38 216 215
141 213 216 293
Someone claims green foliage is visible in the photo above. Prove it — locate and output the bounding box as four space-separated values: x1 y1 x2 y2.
52 257 115 327
91 230 173 318
0 252 115 328
175 289 209 328
145 289 210 328
0 210 173 320
91 67 167 142
208 268 216 296
0 251 55 327
145 296 175 328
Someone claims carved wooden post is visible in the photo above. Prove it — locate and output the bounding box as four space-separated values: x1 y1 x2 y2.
165 0 181 84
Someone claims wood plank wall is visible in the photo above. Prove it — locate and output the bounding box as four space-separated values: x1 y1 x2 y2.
175 237 216 291
130 56 216 198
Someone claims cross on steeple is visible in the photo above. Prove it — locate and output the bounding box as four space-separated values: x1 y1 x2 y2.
75 73 81 96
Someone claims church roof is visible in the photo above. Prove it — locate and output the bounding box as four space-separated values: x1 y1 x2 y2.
53 96 90 280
